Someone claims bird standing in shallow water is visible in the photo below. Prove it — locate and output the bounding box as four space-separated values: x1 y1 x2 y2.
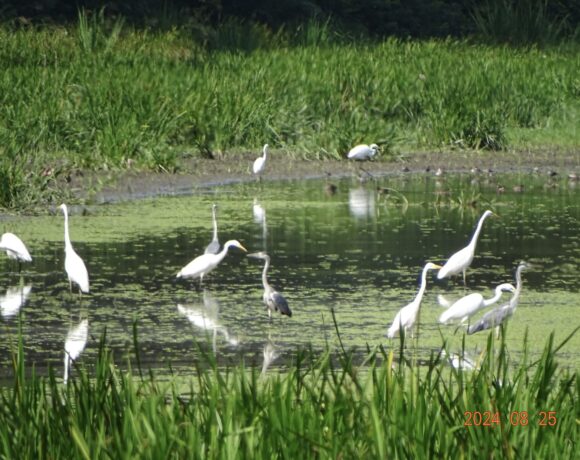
248 251 292 319
59 204 90 295
387 262 441 339
468 262 529 336
253 144 269 180
204 204 220 255
177 240 247 286
438 283 515 325
437 210 495 285
0 232 32 273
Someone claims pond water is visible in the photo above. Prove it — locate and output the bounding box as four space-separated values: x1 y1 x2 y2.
0 171 578 381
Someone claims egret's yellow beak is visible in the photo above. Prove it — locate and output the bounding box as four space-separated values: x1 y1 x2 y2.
238 244 248 252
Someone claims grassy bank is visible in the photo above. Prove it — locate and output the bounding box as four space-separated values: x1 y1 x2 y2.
0 20 579 208
0 324 578 458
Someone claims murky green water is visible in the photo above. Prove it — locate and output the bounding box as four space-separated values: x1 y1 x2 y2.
1 172 578 381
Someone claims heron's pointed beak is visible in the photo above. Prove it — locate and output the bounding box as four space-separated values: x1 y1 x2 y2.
433 264 443 270
238 244 248 253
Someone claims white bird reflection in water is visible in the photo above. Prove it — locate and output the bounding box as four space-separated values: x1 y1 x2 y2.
177 290 239 353
0 285 32 318
261 335 280 375
64 318 89 384
441 350 478 371
252 198 268 248
348 187 376 220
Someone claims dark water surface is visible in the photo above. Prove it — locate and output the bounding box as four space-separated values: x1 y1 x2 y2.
1 172 578 381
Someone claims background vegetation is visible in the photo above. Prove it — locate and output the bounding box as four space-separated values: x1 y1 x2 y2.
0 0 578 209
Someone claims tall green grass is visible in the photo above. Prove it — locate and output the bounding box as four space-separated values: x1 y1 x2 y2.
0 323 577 458
0 19 578 207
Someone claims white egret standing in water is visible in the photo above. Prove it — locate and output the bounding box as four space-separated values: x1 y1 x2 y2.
177 240 247 285
387 262 442 339
204 204 220 255
468 262 529 335
0 232 32 272
437 210 495 285
59 204 90 295
438 283 515 325
248 251 292 319
253 144 269 179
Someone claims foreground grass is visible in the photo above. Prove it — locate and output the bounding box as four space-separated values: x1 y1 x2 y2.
0 325 578 458
0 21 579 208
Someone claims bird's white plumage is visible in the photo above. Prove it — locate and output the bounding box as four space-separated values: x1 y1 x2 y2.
177 239 247 282
437 210 494 282
438 283 515 324
387 262 441 338
0 232 32 262
347 143 379 160
60 204 90 293
253 144 269 175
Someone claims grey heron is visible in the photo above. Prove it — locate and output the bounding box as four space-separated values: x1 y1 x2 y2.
247 251 292 319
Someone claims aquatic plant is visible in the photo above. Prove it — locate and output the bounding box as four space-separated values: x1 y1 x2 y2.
0 322 576 458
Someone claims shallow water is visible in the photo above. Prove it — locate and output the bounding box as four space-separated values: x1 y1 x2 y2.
0 172 578 381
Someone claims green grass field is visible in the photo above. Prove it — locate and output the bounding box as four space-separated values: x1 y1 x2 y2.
0 19 578 208
0 322 577 458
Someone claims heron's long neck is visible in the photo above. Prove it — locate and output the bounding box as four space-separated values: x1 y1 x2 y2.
262 147 268 160
63 211 72 251
510 266 524 310
468 213 489 249
212 210 218 240
483 287 503 307
261 258 271 290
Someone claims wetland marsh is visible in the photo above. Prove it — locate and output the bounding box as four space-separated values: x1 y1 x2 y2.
1 171 578 382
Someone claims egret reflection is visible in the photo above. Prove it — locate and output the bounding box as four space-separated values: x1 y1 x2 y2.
0 285 32 318
348 187 376 219
252 198 268 246
177 290 239 352
64 318 89 384
261 335 280 375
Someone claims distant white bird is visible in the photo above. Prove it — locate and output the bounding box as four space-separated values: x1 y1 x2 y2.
468 262 529 335
177 239 247 284
63 318 89 384
59 204 90 295
438 210 495 284
204 204 220 255
347 143 379 161
253 144 269 178
0 285 32 318
387 262 442 339
0 232 32 271
438 283 515 325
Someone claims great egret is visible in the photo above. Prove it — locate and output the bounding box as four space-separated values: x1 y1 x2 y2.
247 251 292 319
253 144 269 178
387 262 442 339
0 232 32 271
468 262 529 335
438 283 515 325
63 318 89 384
204 204 220 255
59 204 90 295
347 143 379 160
177 239 247 284
437 210 495 284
